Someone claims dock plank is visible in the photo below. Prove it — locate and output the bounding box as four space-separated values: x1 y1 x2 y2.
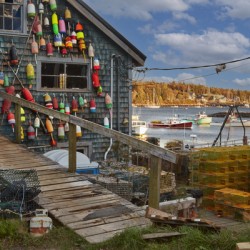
0 135 151 243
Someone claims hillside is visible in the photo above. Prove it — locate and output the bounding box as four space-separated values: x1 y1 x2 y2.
132 81 250 106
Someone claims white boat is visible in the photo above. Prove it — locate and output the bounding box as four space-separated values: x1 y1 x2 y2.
132 119 148 136
147 105 160 109
226 113 250 127
194 111 212 125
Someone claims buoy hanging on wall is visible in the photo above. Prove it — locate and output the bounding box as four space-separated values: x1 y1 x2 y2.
9 44 19 65
26 63 35 89
76 125 82 138
49 0 57 12
65 7 71 20
105 93 112 109
58 122 65 140
89 98 96 113
34 115 40 137
27 0 36 19
104 116 109 128
7 112 15 132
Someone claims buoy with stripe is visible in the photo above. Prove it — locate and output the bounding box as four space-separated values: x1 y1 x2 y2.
88 43 94 69
97 85 103 97
9 44 18 65
71 96 78 113
65 101 70 114
34 115 40 137
76 125 82 138
89 98 96 113
40 37 46 50
104 116 109 128
20 107 25 122
64 122 69 132
7 112 15 132
105 93 112 109
58 122 65 140
93 58 100 70
27 122 35 140
52 12 59 35
31 35 38 64
26 63 35 89
49 0 57 11
52 94 58 110
59 96 65 113
71 30 77 45
27 0 36 19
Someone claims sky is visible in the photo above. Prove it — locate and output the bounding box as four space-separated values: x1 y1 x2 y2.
83 0 250 90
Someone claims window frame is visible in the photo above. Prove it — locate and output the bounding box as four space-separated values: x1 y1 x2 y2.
36 56 92 93
0 0 27 34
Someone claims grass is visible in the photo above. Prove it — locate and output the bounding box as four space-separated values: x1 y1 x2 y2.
0 219 249 250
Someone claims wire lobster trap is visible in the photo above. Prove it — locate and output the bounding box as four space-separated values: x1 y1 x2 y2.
0 169 41 217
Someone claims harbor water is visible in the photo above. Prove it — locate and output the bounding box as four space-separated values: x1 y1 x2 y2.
133 106 250 148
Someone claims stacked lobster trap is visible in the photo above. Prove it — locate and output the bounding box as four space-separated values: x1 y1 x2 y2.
189 146 250 220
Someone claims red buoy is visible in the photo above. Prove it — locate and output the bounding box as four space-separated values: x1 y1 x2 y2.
22 88 35 102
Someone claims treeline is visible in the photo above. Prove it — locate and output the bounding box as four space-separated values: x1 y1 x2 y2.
132 81 250 106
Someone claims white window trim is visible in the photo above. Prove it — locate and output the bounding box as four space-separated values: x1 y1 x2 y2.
0 0 27 34
36 56 92 93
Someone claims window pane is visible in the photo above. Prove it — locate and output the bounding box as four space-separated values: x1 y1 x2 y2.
0 3 23 31
41 61 89 90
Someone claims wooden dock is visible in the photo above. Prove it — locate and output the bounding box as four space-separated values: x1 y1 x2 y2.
0 136 151 243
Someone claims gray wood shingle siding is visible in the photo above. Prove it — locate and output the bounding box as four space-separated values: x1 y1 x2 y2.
0 0 146 161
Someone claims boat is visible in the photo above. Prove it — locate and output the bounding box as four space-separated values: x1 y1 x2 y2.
132 116 148 136
148 116 193 129
147 105 160 109
194 111 212 125
225 112 250 127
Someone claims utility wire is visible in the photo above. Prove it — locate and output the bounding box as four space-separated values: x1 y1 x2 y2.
134 56 250 72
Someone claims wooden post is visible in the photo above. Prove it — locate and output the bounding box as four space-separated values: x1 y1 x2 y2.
148 154 162 209
68 123 77 173
14 104 21 144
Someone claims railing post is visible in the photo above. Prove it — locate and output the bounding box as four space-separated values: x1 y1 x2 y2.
68 123 77 173
14 104 21 144
148 155 162 209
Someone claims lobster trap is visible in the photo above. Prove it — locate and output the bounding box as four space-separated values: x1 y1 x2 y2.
0 169 40 216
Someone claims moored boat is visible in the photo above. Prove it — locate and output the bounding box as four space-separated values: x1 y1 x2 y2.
132 117 148 136
195 111 212 125
148 116 193 129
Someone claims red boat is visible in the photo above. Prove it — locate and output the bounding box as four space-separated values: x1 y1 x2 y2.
148 116 193 129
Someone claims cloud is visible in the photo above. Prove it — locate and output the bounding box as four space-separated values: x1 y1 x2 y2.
173 12 197 24
83 0 190 20
153 30 250 66
215 0 250 19
233 78 250 86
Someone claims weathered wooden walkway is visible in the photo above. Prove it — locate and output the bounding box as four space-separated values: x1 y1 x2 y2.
0 135 151 243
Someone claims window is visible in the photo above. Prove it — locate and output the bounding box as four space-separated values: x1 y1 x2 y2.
37 58 91 92
0 1 24 32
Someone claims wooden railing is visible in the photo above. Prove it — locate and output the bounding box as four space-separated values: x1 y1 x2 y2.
0 91 178 208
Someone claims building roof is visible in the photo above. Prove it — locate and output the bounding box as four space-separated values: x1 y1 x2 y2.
67 0 147 66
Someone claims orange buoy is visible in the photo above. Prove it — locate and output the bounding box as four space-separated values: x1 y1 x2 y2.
45 117 53 133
